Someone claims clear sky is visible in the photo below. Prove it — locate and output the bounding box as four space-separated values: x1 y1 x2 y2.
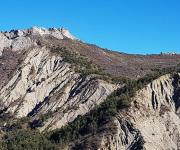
0 0 180 54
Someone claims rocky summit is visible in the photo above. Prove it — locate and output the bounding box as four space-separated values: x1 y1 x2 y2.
0 27 180 150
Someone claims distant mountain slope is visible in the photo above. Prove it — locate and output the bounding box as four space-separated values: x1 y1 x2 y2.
35 36 180 79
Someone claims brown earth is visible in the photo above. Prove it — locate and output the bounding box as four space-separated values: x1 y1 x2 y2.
37 36 180 79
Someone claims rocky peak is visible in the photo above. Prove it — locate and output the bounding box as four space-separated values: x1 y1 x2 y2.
0 26 76 56
3 26 76 40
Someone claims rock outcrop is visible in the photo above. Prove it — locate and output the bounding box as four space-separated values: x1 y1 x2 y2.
0 27 76 56
69 73 180 150
0 45 116 130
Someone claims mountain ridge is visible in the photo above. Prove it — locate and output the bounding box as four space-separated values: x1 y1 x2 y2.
0 27 180 150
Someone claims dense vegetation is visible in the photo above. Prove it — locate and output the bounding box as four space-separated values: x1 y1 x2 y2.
0 129 58 150
0 46 179 149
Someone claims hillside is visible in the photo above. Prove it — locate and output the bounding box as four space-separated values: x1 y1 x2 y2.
0 27 180 150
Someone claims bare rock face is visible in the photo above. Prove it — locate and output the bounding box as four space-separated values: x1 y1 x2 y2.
11 36 32 51
0 27 117 133
39 78 116 131
71 74 180 150
129 73 180 150
0 45 117 131
0 33 12 55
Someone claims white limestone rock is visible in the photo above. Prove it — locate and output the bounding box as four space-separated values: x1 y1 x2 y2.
87 74 180 150
61 28 76 39
0 32 12 56
28 26 76 40
11 36 33 51
0 46 116 130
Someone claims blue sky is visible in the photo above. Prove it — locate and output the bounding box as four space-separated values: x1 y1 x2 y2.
0 0 180 54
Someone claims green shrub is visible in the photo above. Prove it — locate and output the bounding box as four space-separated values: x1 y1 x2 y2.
2 129 58 150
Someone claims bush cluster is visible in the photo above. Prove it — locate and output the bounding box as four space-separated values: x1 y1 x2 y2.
0 129 57 150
